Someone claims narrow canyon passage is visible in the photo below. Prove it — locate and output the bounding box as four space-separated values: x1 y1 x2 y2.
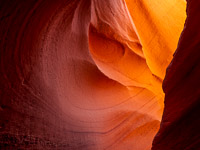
0 0 199 150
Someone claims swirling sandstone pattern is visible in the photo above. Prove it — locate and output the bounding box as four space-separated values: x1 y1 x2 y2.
0 0 198 150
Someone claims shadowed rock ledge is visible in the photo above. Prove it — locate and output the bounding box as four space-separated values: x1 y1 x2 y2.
152 0 200 149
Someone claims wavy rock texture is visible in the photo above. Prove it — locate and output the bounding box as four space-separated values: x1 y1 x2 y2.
0 0 197 150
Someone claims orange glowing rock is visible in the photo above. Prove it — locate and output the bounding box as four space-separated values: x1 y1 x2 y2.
89 0 186 112
87 0 186 149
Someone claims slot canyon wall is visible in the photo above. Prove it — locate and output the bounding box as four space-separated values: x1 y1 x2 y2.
152 0 200 149
0 0 199 149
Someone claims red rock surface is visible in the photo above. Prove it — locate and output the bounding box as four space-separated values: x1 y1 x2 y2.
0 0 199 149
0 0 161 149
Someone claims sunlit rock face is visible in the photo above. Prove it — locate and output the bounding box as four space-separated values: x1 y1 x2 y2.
0 0 194 150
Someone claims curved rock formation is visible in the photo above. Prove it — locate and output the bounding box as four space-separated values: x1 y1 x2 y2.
0 0 198 150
